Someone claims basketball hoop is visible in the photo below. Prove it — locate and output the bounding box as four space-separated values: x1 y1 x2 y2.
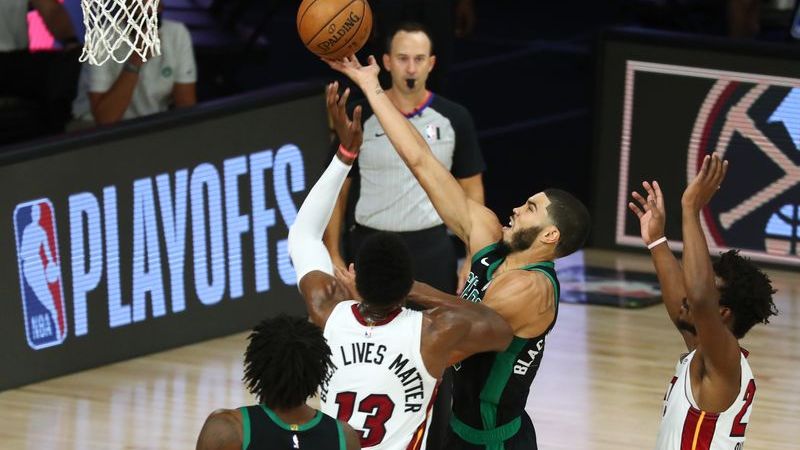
79 0 161 65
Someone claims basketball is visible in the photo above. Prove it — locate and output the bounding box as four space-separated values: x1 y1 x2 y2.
297 0 373 60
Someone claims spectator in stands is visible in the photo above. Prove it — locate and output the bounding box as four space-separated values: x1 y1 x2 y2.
71 3 197 127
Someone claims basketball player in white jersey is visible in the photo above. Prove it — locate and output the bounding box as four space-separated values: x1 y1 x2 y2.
286 83 513 450
628 154 777 449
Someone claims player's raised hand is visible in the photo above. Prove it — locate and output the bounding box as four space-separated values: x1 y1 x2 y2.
629 180 666 246
326 81 363 159
681 153 728 213
323 54 380 89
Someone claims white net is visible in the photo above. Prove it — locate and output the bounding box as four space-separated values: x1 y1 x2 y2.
80 0 162 65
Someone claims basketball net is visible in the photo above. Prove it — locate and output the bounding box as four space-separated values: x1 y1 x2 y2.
79 0 161 65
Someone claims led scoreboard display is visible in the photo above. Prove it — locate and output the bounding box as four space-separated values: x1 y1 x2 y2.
593 29 800 267
0 84 330 390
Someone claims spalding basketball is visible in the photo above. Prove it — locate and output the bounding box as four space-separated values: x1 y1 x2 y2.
297 0 373 60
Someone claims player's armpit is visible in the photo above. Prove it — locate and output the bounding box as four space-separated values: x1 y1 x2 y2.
484 271 555 339
299 271 350 328
195 409 242 450
689 302 743 412
690 301 742 378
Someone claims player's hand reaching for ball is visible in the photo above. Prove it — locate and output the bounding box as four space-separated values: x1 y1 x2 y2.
628 180 666 247
324 55 381 92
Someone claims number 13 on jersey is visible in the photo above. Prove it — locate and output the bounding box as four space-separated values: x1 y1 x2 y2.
336 392 396 446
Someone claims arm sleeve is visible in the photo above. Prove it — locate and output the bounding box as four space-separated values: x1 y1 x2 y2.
288 156 352 281
450 105 485 178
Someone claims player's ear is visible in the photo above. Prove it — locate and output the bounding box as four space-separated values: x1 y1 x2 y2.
382 53 391 71
720 305 733 321
540 225 559 246
429 54 436 70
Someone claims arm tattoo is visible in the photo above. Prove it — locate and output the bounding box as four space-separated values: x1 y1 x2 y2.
375 86 384 95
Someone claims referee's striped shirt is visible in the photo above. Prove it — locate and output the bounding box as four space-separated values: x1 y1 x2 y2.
347 92 485 232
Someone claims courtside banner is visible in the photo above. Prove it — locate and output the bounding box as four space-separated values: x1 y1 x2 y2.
593 30 800 267
0 84 330 390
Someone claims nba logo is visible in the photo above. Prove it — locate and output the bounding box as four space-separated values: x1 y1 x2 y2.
424 124 440 141
13 199 67 350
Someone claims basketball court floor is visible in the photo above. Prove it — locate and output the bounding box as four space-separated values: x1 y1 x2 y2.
1 248 798 449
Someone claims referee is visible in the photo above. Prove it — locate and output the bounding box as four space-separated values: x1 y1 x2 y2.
323 21 485 450
324 21 484 296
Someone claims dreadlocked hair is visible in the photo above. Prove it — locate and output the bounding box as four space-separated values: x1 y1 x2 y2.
714 250 778 339
243 315 333 409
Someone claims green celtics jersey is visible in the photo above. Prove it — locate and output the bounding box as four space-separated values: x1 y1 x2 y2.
453 243 560 435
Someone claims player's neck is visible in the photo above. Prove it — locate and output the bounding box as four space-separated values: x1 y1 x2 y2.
503 247 553 269
387 88 430 114
359 303 401 323
270 404 317 426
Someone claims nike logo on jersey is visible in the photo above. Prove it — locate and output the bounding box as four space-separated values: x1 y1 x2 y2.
480 257 490 266
375 131 386 137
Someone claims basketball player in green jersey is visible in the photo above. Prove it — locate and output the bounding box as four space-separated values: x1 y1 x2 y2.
195 315 361 450
325 56 590 449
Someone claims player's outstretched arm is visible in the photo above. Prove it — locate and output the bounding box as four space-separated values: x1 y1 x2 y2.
680 155 740 378
289 87 363 327
325 55 500 252
195 409 242 450
290 152 355 328
629 180 694 350
406 280 462 309
322 82 360 269
421 301 513 377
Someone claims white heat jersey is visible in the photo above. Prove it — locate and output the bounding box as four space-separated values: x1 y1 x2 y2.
321 301 438 450
656 349 756 450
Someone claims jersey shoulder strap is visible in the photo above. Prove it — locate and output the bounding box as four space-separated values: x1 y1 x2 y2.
239 406 251 450
470 242 498 265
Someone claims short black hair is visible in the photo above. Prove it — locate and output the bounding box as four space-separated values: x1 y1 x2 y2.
543 188 591 257
715 250 778 338
385 21 434 55
355 232 413 307
243 315 333 409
